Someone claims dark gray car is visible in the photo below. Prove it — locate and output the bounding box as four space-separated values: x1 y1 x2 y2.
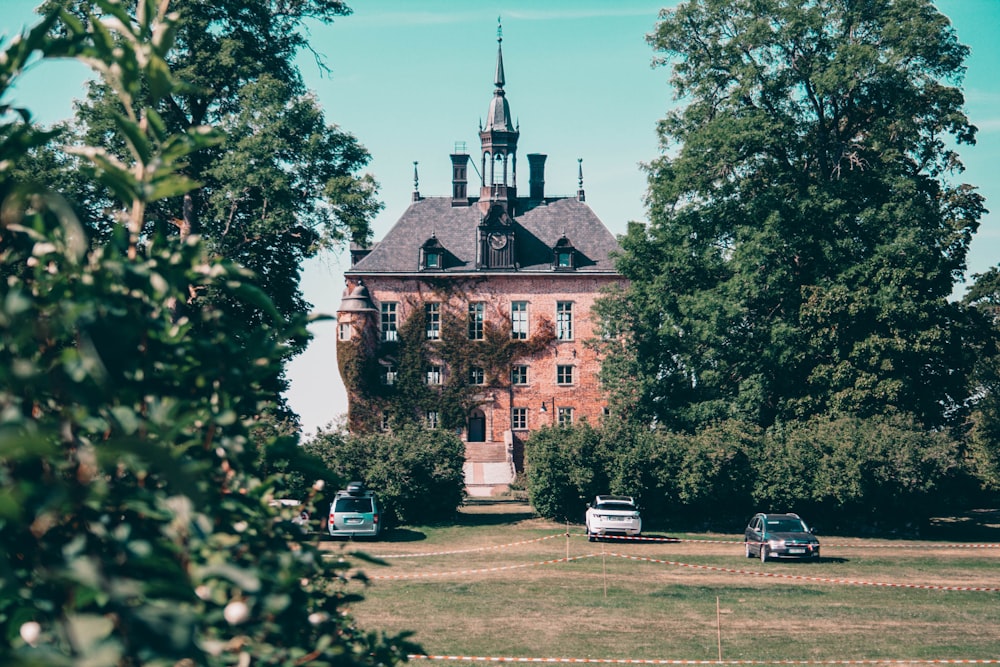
744 512 819 562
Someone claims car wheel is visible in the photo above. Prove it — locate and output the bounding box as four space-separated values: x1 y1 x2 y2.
759 545 768 563
745 541 753 558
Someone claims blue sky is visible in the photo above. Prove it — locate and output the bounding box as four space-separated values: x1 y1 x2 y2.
5 1 999 435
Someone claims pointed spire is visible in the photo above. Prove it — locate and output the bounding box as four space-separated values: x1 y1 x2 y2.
495 16 505 89
577 158 586 202
412 161 421 201
483 17 515 133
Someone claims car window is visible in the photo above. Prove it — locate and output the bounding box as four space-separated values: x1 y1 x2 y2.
596 502 635 511
335 497 373 513
766 518 807 532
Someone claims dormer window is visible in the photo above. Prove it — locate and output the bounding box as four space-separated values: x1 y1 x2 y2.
552 235 576 271
420 235 445 271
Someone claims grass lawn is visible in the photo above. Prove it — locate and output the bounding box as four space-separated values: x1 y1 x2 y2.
318 501 1000 664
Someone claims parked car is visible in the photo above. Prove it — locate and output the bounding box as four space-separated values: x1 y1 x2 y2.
328 482 381 539
744 512 819 562
585 495 642 541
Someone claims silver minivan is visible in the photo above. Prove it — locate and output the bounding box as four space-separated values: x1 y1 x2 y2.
328 482 381 538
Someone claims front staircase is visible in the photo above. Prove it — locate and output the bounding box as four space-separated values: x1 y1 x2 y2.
463 439 515 497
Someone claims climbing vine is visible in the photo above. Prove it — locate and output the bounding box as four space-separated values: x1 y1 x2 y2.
338 286 556 432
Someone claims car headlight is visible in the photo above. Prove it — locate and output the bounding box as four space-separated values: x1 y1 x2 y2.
768 539 784 549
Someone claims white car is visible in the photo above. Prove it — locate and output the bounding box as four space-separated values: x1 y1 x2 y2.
585 495 642 541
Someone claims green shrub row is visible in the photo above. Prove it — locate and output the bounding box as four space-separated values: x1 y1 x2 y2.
527 414 984 531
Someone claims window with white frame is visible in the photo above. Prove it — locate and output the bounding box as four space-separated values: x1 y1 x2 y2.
338 322 352 341
381 302 398 342
426 302 440 340
426 411 440 429
557 365 574 385
381 363 397 386
469 366 485 385
468 302 485 340
426 365 442 385
511 365 528 385
380 412 390 432
512 407 527 430
511 301 528 339
557 407 574 426
556 301 573 340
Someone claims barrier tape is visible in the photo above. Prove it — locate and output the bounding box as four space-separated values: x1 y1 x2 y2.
577 534 1000 549
360 535 561 559
605 552 1000 592
369 554 598 580
409 655 1000 665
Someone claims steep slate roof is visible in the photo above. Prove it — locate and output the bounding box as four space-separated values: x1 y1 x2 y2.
348 196 620 275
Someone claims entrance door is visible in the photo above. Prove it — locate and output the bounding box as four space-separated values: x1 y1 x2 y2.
467 410 485 442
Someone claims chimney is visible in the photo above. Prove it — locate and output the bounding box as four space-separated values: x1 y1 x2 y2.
527 153 546 201
450 147 470 207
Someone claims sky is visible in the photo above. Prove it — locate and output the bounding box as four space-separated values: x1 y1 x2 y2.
4 0 999 437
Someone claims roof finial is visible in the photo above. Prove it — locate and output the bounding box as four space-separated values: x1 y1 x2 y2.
497 16 503 42
577 158 586 202
412 161 421 201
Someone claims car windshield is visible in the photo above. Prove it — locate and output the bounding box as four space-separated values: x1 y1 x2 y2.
335 497 373 513
766 518 808 532
596 502 635 512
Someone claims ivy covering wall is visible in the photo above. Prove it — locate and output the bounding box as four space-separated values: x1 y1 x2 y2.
338 284 555 433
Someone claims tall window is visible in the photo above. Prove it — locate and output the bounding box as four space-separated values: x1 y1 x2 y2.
469 366 485 385
381 363 397 386
426 411 440 429
426 365 442 385
511 365 528 385
512 407 527 430
557 407 574 426
338 322 352 341
426 303 440 340
381 302 398 342
511 301 528 339
556 301 573 340
557 365 574 385
468 302 485 340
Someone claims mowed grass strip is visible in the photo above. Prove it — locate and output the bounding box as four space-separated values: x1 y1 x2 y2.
320 502 1000 663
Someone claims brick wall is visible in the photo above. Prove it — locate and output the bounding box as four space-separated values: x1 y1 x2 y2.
341 272 624 450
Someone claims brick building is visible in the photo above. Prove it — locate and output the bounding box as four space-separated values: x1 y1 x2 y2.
336 24 624 495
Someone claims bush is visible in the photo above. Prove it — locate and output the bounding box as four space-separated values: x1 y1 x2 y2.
755 414 967 526
305 424 466 527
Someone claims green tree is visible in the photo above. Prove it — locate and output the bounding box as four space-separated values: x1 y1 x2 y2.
35 0 383 422
962 268 1000 491
0 3 412 664
598 0 987 430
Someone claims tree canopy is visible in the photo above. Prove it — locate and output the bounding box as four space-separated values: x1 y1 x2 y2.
27 0 383 423
597 0 988 431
